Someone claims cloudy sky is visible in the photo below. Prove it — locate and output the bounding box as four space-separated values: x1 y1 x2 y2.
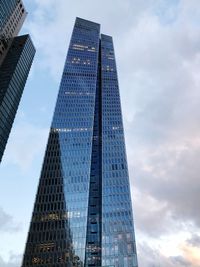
1 0 200 266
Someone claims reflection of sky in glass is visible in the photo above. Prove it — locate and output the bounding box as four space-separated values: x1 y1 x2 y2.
101 34 138 267
52 18 100 264
22 17 138 267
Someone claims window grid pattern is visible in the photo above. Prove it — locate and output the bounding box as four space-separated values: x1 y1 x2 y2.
0 0 26 63
101 34 138 267
85 48 102 267
22 18 138 267
0 34 35 162
0 0 17 31
22 18 100 267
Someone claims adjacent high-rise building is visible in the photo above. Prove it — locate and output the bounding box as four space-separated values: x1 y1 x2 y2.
0 0 27 64
0 0 35 162
22 18 138 267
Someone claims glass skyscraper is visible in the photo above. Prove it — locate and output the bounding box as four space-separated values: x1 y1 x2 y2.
0 0 35 162
22 17 138 267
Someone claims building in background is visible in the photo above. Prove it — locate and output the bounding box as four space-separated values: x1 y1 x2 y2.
22 17 138 267
0 0 35 162
0 0 27 64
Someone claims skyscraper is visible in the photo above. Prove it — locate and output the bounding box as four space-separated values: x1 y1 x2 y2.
0 0 35 162
0 0 27 64
22 18 138 267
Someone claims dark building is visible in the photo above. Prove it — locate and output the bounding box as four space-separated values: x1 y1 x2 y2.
0 0 35 162
0 35 35 162
22 18 138 267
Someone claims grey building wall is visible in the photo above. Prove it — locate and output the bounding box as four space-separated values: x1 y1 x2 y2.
0 0 27 65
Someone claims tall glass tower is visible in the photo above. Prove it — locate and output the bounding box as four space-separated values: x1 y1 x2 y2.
0 0 35 162
22 18 138 267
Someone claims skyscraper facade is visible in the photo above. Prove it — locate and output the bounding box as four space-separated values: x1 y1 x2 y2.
0 35 35 162
0 0 26 64
22 18 138 267
0 0 35 162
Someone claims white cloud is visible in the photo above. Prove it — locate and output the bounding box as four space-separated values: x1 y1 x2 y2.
0 253 21 267
0 207 20 233
137 242 192 267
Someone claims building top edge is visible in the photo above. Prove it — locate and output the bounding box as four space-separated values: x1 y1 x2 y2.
76 17 100 27
13 34 36 51
101 34 113 41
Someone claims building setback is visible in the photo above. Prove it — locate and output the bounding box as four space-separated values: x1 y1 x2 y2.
22 17 138 267
0 0 35 162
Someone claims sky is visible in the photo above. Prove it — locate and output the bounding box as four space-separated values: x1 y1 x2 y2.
0 0 200 266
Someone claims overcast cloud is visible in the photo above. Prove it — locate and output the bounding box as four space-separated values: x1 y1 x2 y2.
0 254 21 267
1 0 200 266
0 207 20 233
